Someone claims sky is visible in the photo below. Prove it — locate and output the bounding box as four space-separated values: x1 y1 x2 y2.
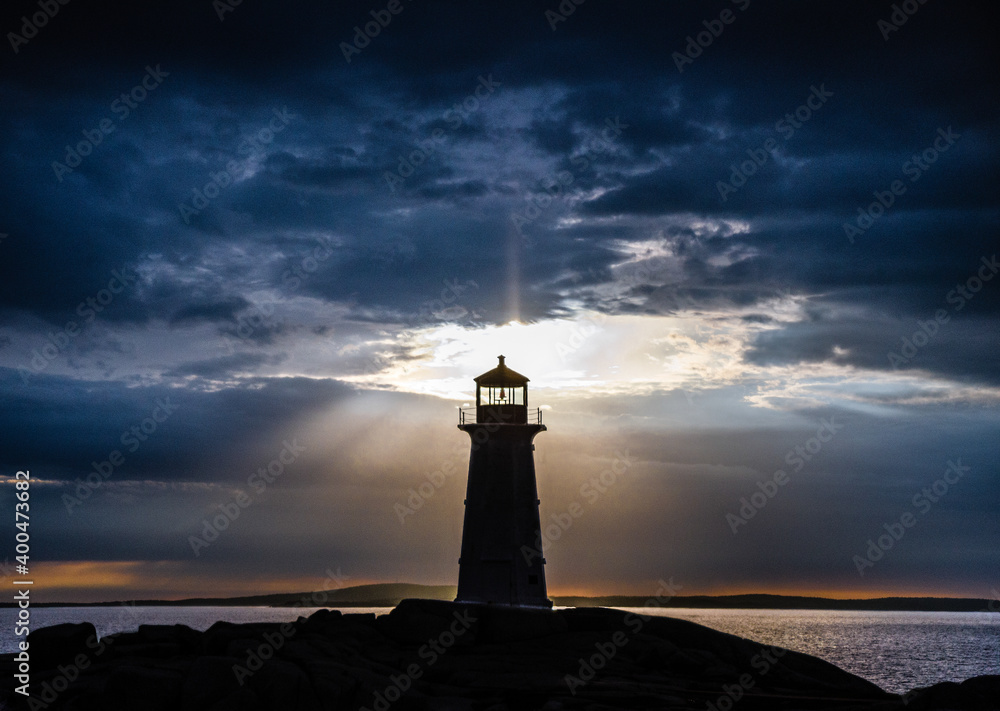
0 1 997 603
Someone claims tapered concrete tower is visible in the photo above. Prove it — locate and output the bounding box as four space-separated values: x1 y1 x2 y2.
456 355 551 607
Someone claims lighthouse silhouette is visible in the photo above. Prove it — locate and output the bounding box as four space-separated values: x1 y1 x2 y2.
455 355 551 607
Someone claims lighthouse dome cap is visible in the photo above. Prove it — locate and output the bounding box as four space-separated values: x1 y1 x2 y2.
473 355 529 386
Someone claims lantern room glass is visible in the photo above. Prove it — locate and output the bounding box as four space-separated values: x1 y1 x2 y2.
481 385 525 406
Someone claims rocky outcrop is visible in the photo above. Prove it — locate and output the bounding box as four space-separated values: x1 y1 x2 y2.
1 599 997 710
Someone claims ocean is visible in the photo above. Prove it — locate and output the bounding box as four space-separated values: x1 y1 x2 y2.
2 606 996 694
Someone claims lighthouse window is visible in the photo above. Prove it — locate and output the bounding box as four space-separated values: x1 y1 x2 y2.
528 575 539 585
482 385 525 405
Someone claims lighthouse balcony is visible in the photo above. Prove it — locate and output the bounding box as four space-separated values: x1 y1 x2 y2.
459 405 543 426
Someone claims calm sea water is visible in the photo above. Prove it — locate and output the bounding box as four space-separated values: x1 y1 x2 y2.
2 606 997 694
630 608 1000 695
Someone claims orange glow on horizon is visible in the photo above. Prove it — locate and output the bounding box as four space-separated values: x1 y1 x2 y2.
29 561 378 604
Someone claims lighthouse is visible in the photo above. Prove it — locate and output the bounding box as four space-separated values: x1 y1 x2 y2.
456 355 551 608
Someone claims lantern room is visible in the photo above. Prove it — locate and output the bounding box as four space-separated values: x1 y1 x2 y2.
461 355 541 425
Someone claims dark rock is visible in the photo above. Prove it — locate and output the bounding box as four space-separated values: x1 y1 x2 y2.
380 598 567 644
246 658 322 711
225 637 276 659
26 622 98 671
378 598 476 644
182 655 245 711
203 621 296 656
903 674 1000 711
293 659 358 708
1 603 995 710
475 603 568 643
342 612 377 626
960 674 1000 698
107 642 183 661
104 665 183 711
308 608 343 623
138 623 203 649
300 608 343 637
205 688 263 711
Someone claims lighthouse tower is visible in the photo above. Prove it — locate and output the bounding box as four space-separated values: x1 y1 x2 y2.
456 355 550 608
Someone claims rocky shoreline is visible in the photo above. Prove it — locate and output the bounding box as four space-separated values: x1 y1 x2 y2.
2 599 997 710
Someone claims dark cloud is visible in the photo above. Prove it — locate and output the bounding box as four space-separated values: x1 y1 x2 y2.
169 296 251 325
0 0 997 599
163 351 287 378
0 369 353 483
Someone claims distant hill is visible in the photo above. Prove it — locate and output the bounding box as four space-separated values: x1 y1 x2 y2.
13 584 996 612
552 593 996 612
21 583 458 608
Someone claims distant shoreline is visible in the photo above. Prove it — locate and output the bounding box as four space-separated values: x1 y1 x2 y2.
2 582 996 612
